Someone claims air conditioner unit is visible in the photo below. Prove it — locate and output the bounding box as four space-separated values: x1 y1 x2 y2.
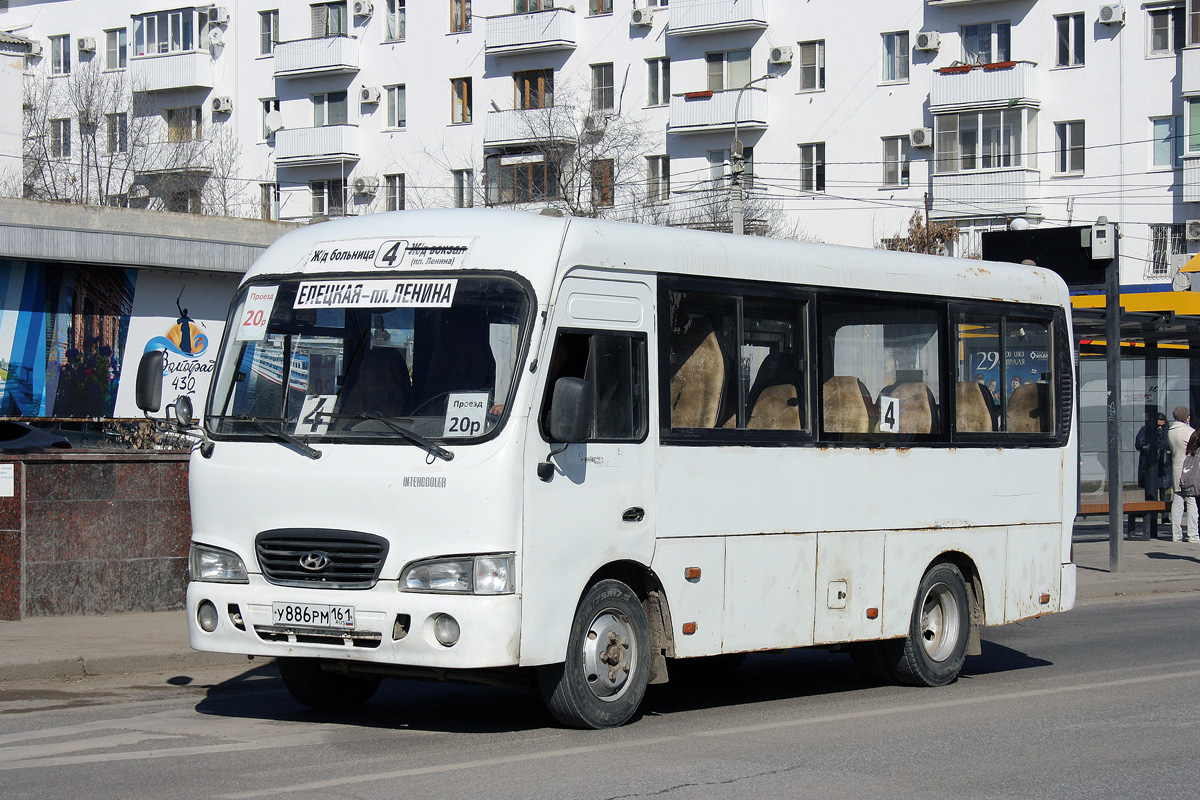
354 0 374 16
1187 220 1200 241
77 36 96 53
27 41 42 58
583 114 606 135
353 176 379 195
910 127 933 148
631 8 653 27
129 184 150 200
1099 3 1124 25
208 6 230 25
212 96 233 114
769 46 793 66
360 86 381 104
915 31 940 52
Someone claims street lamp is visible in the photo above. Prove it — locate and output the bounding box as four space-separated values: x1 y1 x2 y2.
731 73 777 236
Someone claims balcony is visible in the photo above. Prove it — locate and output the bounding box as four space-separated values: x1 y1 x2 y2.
1184 157 1200 204
930 168 1041 218
485 7 576 55
138 140 212 175
484 108 577 147
930 61 1038 111
273 36 359 79
668 87 766 135
1184 46 1200 97
274 125 360 166
668 0 767 36
129 51 213 92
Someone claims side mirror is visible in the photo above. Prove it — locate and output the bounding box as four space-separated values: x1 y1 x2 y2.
174 395 194 427
135 350 165 413
547 377 594 443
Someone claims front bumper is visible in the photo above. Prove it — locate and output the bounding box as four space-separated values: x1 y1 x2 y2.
186 577 522 669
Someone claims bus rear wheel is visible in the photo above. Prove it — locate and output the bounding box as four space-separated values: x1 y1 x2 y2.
893 561 970 687
277 657 382 711
538 579 651 729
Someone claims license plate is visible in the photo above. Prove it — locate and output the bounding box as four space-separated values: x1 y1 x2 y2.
271 602 356 629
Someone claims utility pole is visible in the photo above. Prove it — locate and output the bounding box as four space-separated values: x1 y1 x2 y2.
731 74 776 235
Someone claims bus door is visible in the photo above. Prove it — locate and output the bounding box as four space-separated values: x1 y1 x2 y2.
519 274 657 665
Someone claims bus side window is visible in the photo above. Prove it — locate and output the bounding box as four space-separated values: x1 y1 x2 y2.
954 313 1053 435
540 330 648 442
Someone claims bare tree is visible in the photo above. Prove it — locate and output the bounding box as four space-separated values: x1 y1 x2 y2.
880 210 960 255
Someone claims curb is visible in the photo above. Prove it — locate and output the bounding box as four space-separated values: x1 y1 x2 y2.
0 650 250 684
1077 576 1200 601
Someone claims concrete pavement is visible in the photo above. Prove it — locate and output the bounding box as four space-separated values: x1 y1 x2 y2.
2 523 1198 684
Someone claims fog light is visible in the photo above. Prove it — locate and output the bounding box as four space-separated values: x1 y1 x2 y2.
432 613 460 646
197 599 219 632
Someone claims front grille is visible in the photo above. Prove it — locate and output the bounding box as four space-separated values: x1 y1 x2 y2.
255 529 389 589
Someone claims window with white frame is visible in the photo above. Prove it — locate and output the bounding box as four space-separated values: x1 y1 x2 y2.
648 0 667 6
166 107 202 142
105 28 127 70
798 41 825 91
882 136 909 186
134 10 198 56
50 118 70 157
1054 120 1084 174
1150 5 1185 55
707 147 753 188
386 0 406 40
1191 0 1200 45
260 10 279 55
1056 13 1084 65
706 49 751 92
590 0 612 15
453 168 474 207
647 57 670 106
451 0 471 33
313 91 349 126
485 153 560 204
934 108 1035 173
260 182 280 220
961 21 1010 64
647 155 669 202
882 32 908 83
515 0 553 10
1153 115 1183 168
592 63 614 111
311 179 346 216
591 159 614 208
312 2 348 37
106 113 127 153
50 34 69 75
799 143 825 192
262 98 280 143
386 85 406 128
384 173 405 211
1150 223 1186 277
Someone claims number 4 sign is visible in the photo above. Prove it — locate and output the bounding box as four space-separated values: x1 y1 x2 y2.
236 286 278 342
878 395 900 434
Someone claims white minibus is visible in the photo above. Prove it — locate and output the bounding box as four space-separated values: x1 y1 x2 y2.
137 209 1077 728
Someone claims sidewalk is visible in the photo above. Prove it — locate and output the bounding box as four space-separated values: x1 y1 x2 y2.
2 524 1198 684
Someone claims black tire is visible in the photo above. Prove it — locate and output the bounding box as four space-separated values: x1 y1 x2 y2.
538 579 651 729
892 561 970 687
277 657 382 711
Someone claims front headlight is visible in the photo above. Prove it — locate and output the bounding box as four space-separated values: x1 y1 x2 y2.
189 543 249 583
401 554 515 595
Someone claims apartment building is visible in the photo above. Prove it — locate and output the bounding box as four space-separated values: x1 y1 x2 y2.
1 0 1196 291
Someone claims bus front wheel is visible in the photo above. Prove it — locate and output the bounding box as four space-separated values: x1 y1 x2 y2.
277 657 382 711
538 579 651 729
894 561 970 687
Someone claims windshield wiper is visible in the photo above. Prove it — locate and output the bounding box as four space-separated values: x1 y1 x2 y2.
321 412 454 462
211 413 322 460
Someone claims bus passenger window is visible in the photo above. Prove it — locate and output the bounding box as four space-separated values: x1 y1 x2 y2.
540 331 647 442
955 313 1053 435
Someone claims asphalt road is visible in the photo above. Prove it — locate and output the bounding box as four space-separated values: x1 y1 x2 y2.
1 594 1198 800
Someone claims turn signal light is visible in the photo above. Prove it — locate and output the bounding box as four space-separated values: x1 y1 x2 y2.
684 567 701 581
682 622 697 635
866 607 879 620
1039 593 1051 605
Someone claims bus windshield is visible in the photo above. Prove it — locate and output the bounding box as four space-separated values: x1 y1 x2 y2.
207 274 531 444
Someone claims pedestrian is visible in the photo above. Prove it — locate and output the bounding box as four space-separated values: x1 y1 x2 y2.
1168 406 1198 542
1135 410 1171 502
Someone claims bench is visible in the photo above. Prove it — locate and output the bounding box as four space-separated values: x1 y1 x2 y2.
1078 500 1170 540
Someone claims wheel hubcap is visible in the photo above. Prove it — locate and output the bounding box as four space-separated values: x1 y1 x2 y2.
582 611 635 701
919 581 961 662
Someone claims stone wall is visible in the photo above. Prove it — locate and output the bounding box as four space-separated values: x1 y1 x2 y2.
0 452 191 620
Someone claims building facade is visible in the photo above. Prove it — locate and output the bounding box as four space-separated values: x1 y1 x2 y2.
1 0 1197 291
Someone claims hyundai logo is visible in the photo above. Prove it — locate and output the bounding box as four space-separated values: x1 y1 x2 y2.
298 551 331 572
